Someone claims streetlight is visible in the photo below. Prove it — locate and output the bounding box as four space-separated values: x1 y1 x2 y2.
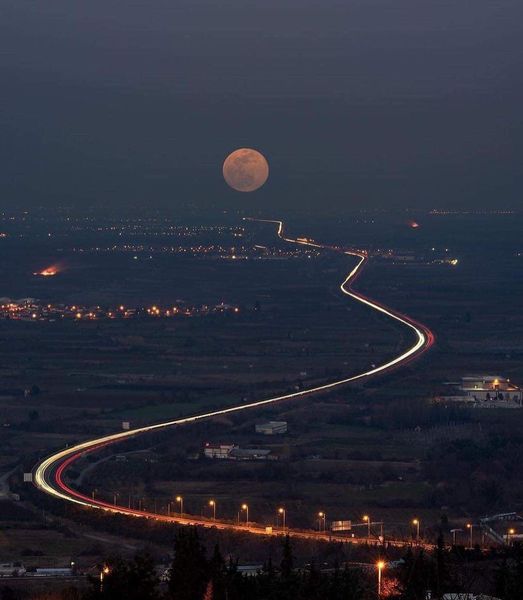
100 565 110 592
176 495 183 516
376 560 385 597
363 515 371 539
278 507 286 530
412 518 420 542
241 503 249 524
466 523 475 549
451 528 462 545
507 528 516 545
318 511 326 533
113 492 119 506
209 499 216 521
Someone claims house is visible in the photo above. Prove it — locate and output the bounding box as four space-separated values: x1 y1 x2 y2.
436 375 522 408
255 421 288 435
203 443 236 459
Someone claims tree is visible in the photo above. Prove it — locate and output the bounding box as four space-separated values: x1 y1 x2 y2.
168 527 209 600
494 544 523 600
280 535 294 579
397 547 431 600
278 536 298 600
84 553 160 600
208 544 227 600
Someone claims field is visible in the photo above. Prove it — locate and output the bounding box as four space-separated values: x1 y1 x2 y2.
1 210 523 565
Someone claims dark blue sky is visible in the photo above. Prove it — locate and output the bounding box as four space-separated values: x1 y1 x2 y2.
2 1 522 212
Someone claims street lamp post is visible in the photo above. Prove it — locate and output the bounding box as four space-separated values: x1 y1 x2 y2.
318 511 326 533
278 507 286 530
451 528 462 545
466 523 475 549
377 561 385 597
507 528 515 545
176 495 183 516
209 500 216 521
413 518 420 542
363 515 371 540
113 492 119 506
100 565 110 592
241 503 249 524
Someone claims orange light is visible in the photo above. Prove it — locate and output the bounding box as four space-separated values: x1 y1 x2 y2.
377 560 385 569
35 266 59 277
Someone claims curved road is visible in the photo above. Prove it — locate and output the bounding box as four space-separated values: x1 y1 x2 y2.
33 219 435 544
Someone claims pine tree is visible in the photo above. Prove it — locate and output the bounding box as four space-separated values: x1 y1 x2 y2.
84 553 160 600
168 527 209 600
208 544 227 600
397 547 431 600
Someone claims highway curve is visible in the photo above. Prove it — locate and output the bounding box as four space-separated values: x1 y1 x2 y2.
33 219 435 543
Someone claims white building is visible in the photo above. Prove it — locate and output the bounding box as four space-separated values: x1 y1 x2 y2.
203 443 236 459
460 376 521 403
437 375 522 407
0 563 26 577
255 421 288 435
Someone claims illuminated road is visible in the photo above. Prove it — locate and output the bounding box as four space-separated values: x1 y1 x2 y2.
33 219 434 545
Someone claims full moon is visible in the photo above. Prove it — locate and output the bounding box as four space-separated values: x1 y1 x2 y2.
223 148 269 192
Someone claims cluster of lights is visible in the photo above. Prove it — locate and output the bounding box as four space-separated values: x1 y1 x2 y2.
1 300 240 322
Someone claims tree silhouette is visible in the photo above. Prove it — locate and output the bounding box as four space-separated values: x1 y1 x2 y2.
168 527 209 600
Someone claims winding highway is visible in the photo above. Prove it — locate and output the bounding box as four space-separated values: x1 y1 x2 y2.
33 219 435 544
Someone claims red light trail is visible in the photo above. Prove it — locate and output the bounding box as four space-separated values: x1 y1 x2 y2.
34 219 435 544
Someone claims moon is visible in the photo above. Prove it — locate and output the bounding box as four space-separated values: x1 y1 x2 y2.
223 148 269 192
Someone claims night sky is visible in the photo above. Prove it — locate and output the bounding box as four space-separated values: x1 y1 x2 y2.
2 1 522 213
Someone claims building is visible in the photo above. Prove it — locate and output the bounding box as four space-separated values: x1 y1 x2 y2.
0 563 26 577
460 376 521 402
229 448 272 461
202 443 274 461
255 421 288 435
203 443 236 459
437 375 522 407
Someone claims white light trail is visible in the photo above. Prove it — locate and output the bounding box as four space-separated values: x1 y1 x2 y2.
34 219 434 526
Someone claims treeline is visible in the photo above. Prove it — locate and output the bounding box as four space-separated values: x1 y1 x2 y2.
3 531 523 600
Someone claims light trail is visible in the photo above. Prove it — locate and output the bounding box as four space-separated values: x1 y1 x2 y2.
33 219 434 543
